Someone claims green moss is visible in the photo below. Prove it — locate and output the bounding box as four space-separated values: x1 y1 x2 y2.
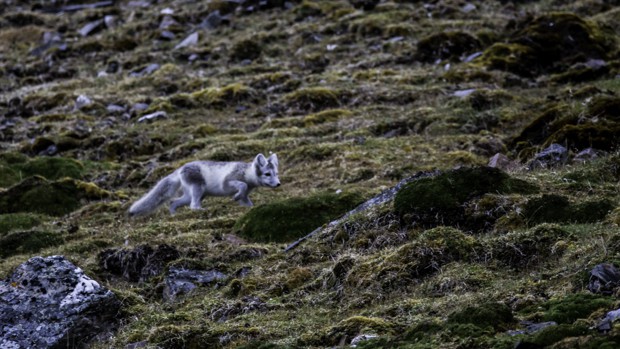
394 167 537 228
234 191 366 243
0 155 85 188
447 302 515 331
0 230 63 258
321 316 394 346
540 293 614 324
415 32 481 63
490 223 571 268
230 38 262 62
0 176 111 216
284 87 341 112
0 212 44 235
191 83 256 108
525 323 589 347
523 194 614 225
303 109 352 127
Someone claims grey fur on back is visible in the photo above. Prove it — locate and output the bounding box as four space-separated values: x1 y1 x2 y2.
128 174 180 216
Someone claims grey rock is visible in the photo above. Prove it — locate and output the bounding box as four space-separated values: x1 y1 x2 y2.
126 0 151 8
163 267 228 301
137 111 167 123
588 263 620 295
159 15 178 30
75 94 93 109
175 32 199 50
488 153 518 171
508 321 557 336
597 308 620 333
574 148 601 163
351 334 379 347
129 63 160 77
201 10 227 29
463 51 482 63
0 256 120 349
106 104 126 114
78 19 105 37
453 88 476 98
130 103 149 115
461 3 476 13
160 30 176 41
528 143 568 170
104 15 118 29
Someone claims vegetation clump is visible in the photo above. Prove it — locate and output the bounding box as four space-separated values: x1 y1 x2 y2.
523 194 614 225
394 167 537 229
284 87 341 112
234 190 365 243
476 13 614 77
0 154 85 187
191 83 256 108
0 230 63 258
447 302 515 331
415 31 481 63
0 213 44 235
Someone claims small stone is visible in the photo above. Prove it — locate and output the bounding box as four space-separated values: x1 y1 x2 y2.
78 19 104 37
75 95 93 109
137 111 167 123
201 10 226 29
461 3 476 13
463 51 483 63
131 103 149 113
160 30 176 41
129 63 160 77
163 267 228 301
588 263 620 295
106 104 126 114
488 153 518 171
159 15 178 30
104 15 118 29
126 0 151 7
574 148 601 163
160 7 174 15
453 89 476 98
351 334 379 347
528 143 569 170
174 32 199 50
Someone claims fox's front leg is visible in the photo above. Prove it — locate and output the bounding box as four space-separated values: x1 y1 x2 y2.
230 180 253 207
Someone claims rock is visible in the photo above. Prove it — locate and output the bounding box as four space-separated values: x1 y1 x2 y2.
75 94 93 110
98 244 181 282
129 63 160 77
159 15 178 30
106 104 126 114
461 3 476 13
0 256 120 349
200 10 227 30
174 32 199 50
597 308 620 333
453 88 476 98
588 263 620 295
78 19 105 37
488 153 518 171
126 0 151 7
528 143 568 170
573 148 601 163
160 7 174 15
130 103 149 114
163 267 228 301
137 111 167 123
351 334 379 347
104 15 118 29
160 30 176 40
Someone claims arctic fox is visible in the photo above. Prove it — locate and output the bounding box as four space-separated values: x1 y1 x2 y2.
129 153 280 216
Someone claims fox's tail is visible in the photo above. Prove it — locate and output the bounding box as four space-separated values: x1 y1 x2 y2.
128 172 181 216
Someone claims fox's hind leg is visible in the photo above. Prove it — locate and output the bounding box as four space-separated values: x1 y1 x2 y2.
170 192 191 214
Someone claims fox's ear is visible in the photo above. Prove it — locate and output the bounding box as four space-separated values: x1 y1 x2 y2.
255 153 267 167
268 153 278 167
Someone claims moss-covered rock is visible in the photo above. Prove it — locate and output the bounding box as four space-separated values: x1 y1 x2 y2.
0 176 113 216
0 154 85 187
0 230 63 258
527 293 615 324
234 191 365 243
230 38 262 62
191 83 256 108
394 167 537 229
524 323 589 347
475 13 614 77
447 302 515 331
415 31 481 63
0 212 44 235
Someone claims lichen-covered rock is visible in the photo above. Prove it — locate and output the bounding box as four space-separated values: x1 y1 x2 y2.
98 244 181 282
0 256 121 349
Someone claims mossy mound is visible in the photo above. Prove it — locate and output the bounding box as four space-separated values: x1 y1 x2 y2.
415 31 481 63
522 323 589 347
523 194 614 225
489 223 571 269
523 293 614 324
0 212 44 235
303 109 352 126
476 13 614 77
394 167 537 229
0 153 85 187
230 38 262 62
314 316 394 346
0 176 112 216
283 87 341 112
447 302 515 331
0 230 63 258
234 191 366 243
191 83 256 108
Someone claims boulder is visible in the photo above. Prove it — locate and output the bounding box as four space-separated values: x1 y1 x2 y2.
528 143 568 170
0 256 120 348
163 267 228 301
588 263 620 295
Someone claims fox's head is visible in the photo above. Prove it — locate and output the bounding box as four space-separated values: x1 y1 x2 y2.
254 153 281 188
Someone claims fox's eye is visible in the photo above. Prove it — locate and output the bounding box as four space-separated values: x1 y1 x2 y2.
265 173 271 177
